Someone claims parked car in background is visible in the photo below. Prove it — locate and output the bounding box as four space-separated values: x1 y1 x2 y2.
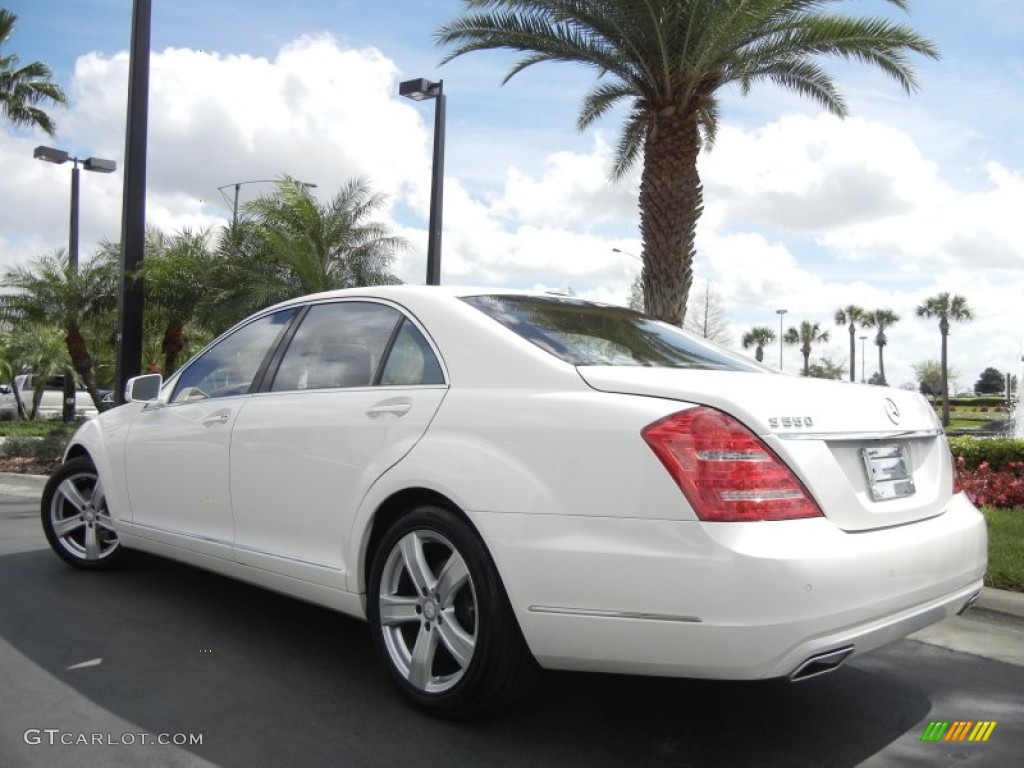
14 374 107 419
40 287 987 717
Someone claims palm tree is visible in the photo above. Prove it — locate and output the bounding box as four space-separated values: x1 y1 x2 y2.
784 321 830 376
741 326 775 363
438 0 937 325
1 250 117 411
6 325 69 419
834 305 866 382
138 227 218 375
916 292 972 426
0 9 67 135
210 177 405 329
861 309 900 386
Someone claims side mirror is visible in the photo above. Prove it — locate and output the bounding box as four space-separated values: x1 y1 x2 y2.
125 374 163 403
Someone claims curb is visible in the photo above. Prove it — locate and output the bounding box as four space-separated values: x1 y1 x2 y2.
2 471 1022 622
975 586 1024 621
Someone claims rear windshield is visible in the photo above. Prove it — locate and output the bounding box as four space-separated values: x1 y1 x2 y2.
462 295 760 371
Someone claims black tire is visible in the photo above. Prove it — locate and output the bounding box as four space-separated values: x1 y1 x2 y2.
41 456 125 570
367 504 537 718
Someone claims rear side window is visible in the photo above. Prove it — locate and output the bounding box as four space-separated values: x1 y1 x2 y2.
379 319 445 386
463 294 759 371
271 302 401 391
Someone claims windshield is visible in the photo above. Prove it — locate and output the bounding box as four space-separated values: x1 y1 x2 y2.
462 295 760 371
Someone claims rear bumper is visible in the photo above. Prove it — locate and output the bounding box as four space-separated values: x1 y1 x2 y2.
476 493 987 679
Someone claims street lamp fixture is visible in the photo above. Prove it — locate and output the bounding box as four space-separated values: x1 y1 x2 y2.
34 145 117 421
399 77 446 286
776 308 788 370
217 179 318 227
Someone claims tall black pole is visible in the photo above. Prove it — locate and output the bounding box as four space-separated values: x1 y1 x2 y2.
426 83 445 286
115 0 151 403
62 162 81 422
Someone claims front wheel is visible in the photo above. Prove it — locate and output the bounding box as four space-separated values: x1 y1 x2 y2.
367 505 536 718
41 456 125 569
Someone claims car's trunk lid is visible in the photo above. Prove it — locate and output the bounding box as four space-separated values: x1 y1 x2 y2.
578 366 952 531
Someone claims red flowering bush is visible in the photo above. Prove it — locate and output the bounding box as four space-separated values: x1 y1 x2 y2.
956 457 1024 509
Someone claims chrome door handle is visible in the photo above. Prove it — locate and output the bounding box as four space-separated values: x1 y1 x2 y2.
203 410 231 427
367 399 412 417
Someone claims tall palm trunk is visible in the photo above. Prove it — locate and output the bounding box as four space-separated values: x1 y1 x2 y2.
847 323 856 382
877 340 887 385
162 320 187 376
639 114 700 326
66 329 104 412
939 318 950 426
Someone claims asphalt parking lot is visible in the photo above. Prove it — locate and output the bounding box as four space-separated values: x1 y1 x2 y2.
2 472 1022 767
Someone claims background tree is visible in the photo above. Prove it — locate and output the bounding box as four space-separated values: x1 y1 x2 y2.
806 357 846 380
741 326 775 363
627 273 644 313
0 8 67 135
5 324 70 419
0 340 27 419
861 309 900 386
683 281 730 345
834 305 866 382
438 0 937 325
136 227 218 375
911 359 953 398
210 177 404 329
784 321 830 376
974 366 1004 396
1 250 116 411
916 292 972 426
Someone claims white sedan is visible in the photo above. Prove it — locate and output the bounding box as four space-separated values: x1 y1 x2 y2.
40 287 987 717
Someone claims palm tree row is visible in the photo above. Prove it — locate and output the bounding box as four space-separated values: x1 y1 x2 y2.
741 293 972 414
0 177 405 416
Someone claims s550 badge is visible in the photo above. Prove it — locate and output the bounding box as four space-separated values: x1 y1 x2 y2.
768 416 814 428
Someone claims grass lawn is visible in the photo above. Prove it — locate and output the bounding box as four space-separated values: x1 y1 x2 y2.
0 420 80 438
983 507 1024 592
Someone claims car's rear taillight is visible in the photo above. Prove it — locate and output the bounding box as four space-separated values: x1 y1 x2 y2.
642 407 822 522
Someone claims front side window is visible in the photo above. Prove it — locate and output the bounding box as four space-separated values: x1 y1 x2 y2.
171 308 298 403
270 302 403 391
463 294 760 371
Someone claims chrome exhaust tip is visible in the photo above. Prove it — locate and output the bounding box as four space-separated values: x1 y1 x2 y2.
789 645 855 682
956 591 982 615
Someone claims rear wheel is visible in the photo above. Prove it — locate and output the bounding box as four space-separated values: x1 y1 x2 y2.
368 505 536 718
41 457 124 569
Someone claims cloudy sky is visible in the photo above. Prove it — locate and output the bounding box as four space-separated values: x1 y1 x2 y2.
2 0 1023 390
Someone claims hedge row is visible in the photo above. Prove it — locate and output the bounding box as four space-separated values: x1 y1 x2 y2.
948 436 1024 471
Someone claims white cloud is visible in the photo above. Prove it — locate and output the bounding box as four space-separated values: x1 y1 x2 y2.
3 34 1024 392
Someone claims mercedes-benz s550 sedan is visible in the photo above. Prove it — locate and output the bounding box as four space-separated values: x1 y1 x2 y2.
41 287 987 717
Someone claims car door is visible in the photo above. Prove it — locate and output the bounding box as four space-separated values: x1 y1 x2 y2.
122 308 299 558
229 300 448 588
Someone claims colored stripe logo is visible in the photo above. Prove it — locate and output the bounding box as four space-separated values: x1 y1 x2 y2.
921 721 996 742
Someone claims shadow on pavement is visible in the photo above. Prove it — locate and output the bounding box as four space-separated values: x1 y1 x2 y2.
0 548 940 768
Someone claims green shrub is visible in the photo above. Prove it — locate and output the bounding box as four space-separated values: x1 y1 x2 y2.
0 434 69 464
949 436 1024 471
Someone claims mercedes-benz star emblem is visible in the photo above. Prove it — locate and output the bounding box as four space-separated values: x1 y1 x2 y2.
884 398 901 425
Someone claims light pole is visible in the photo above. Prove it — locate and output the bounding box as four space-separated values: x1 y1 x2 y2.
399 78 446 286
115 0 152 405
217 179 318 227
860 335 867 383
33 145 116 422
776 308 787 370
